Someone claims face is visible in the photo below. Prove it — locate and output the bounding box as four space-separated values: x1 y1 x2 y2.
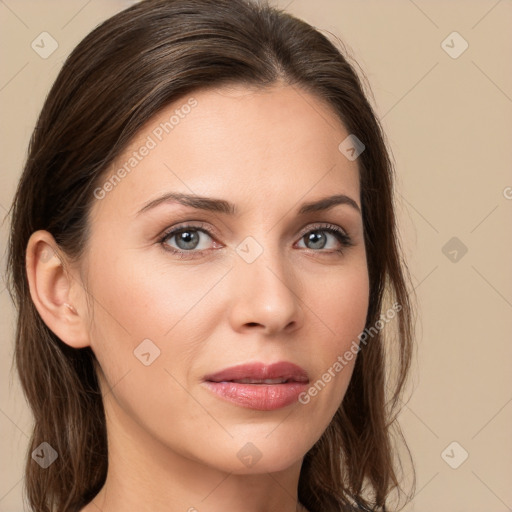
77 83 369 474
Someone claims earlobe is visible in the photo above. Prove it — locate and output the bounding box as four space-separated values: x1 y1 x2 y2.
25 230 90 349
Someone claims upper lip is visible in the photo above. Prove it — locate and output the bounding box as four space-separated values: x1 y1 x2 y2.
204 361 309 383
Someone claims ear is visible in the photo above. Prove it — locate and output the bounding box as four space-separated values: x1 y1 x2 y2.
25 230 90 349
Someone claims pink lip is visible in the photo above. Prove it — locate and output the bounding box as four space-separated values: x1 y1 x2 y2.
202 361 309 411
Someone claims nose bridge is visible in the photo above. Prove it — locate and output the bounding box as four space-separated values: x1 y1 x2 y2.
228 233 303 333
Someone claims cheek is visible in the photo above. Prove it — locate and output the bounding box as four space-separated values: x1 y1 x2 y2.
90 249 188 331
85 249 229 375
298 262 369 412
85 250 216 434
310 261 370 349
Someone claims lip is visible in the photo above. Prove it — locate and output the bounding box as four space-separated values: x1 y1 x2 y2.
202 361 309 411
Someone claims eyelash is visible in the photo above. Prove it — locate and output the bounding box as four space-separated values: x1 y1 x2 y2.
158 222 354 259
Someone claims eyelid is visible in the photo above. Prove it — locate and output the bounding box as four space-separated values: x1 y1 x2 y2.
296 222 350 239
158 220 220 241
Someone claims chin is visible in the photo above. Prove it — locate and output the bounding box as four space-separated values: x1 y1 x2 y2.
222 452 305 476
199 434 310 475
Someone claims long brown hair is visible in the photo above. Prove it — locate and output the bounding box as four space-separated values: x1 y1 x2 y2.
5 0 416 510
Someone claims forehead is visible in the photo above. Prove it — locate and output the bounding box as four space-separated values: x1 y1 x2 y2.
91 83 361 220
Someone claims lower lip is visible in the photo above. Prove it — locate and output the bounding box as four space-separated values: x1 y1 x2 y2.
203 381 309 411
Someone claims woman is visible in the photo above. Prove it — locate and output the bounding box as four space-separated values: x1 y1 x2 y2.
5 0 416 510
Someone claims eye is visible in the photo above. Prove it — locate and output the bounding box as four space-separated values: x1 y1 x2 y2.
296 224 353 253
159 222 218 258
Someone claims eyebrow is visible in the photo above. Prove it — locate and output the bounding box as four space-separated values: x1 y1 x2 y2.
136 192 361 216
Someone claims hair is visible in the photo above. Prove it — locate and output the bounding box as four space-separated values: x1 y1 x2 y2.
5 0 416 510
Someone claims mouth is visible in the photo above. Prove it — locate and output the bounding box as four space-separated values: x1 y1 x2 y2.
202 361 309 411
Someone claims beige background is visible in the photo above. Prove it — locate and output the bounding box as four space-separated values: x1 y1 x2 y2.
1 0 511 510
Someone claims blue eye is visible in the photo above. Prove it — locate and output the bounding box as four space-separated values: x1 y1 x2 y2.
159 222 353 259
159 222 216 258
297 226 353 251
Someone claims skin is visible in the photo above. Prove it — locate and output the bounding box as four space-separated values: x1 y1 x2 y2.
26 82 369 512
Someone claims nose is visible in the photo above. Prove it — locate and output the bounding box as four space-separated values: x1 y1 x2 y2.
227 243 304 336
